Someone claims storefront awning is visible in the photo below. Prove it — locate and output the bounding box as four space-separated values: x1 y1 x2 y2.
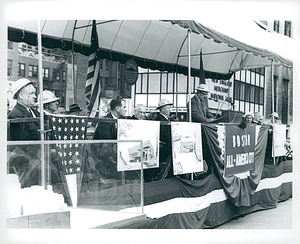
7 20 293 80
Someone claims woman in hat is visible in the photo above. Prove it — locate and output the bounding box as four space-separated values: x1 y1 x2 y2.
238 112 254 129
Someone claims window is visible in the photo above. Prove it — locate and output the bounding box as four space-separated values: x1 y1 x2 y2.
7 60 13 76
53 69 60 81
22 44 26 52
99 60 103 69
7 41 13 50
284 21 291 37
105 60 109 70
29 65 38 78
43 67 49 79
62 71 66 81
105 77 109 87
148 73 161 93
18 63 25 76
273 20 280 33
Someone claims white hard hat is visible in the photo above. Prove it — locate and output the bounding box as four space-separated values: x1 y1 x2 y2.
12 78 33 99
270 112 279 119
195 84 209 93
156 99 173 110
38 90 59 104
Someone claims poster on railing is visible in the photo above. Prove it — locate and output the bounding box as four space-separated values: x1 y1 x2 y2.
171 122 203 175
272 124 287 157
117 119 160 171
224 125 256 177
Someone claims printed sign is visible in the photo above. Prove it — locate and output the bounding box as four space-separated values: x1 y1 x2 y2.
224 125 256 177
273 124 287 157
117 119 160 171
171 122 203 175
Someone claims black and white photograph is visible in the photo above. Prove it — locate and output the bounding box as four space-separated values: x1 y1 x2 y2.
1 1 299 244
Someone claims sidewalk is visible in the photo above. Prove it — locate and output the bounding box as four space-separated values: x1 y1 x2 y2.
215 197 292 229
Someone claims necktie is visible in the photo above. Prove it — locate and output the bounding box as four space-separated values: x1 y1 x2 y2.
28 108 36 118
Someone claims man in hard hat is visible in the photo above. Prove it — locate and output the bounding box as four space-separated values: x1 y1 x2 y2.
270 112 279 124
187 84 215 123
8 78 40 141
7 78 40 187
37 90 60 115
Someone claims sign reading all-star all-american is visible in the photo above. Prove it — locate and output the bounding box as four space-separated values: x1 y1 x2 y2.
124 59 138 85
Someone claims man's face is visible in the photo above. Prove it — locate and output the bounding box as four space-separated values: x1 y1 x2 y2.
136 107 147 120
197 91 208 101
20 84 36 108
117 100 127 117
160 105 171 118
46 100 59 113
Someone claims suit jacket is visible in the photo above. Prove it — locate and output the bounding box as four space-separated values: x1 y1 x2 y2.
8 103 40 141
93 113 117 140
92 113 118 162
155 113 171 162
187 95 213 123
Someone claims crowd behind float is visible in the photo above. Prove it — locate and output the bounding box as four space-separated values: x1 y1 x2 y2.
7 78 291 191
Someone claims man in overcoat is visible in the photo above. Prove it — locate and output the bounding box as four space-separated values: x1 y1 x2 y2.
187 84 215 123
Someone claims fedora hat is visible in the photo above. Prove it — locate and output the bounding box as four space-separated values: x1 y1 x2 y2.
12 78 33 99
68 104 82 113
156 99 173 110
195 84 209 93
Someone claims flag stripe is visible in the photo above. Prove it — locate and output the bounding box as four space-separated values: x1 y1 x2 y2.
85 20 101 116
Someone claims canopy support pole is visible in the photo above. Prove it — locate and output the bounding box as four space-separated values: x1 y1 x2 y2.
187 29 194 181
271 60 276 165
188 29 192 123
72 20 78 104
37 20 46 189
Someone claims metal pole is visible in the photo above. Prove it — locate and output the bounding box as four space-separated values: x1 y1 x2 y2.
271 60 276 165
37 20 46 189
188 29 192 123
72 20 78 104
187 29 194 181
140 141 144 214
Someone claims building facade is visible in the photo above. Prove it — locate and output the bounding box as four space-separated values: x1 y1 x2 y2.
7 41 71 110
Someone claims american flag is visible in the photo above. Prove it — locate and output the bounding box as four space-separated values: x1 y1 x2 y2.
49 115 87 175
85 20 101 117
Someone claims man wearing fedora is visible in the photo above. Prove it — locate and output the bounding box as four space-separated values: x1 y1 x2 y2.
8 78 40 141
187 84 215 123
145 99 174 181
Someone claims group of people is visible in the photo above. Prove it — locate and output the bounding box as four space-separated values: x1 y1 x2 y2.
238 111 279 129
7 77 285 186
